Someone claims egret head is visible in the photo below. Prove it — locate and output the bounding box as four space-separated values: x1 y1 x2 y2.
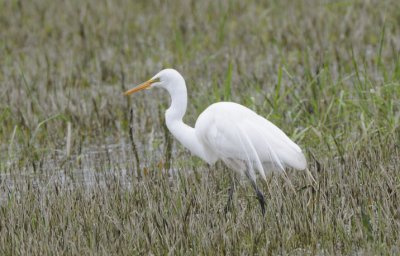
124 69 185 96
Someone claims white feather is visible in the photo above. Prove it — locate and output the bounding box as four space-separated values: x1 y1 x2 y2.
195 102 307 181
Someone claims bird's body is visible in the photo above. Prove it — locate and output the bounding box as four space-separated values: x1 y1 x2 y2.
194 102 306 179
124 68 307 215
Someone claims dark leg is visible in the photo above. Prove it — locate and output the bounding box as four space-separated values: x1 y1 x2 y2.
246 172 266 216
224 178 236 214
255 188 266 216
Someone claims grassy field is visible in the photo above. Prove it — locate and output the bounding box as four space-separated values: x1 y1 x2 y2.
0 0 399 254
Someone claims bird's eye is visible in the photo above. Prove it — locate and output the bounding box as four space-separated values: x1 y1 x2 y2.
152 77 161 83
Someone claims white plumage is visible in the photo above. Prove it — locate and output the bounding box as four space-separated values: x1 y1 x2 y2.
195 102 307 181
124 68 307 215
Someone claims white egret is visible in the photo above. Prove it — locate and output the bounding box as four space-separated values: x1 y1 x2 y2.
124 69 307 215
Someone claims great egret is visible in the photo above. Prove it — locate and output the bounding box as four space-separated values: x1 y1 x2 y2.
124 69 307 215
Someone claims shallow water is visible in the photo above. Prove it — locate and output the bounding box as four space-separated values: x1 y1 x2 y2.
0 140 183 205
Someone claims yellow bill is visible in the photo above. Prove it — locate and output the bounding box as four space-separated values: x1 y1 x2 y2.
124 79 156 96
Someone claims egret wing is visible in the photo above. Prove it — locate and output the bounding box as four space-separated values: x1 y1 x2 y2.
195 102 306 181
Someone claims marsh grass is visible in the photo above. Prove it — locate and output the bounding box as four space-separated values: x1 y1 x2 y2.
0 0 399 254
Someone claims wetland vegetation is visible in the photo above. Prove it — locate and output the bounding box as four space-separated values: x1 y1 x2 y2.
0 0 399 254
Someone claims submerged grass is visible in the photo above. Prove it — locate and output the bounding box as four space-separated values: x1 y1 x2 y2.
0 0 399 254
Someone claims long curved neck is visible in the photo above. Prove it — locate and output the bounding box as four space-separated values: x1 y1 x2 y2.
165 82 188 122
164 81 208 163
